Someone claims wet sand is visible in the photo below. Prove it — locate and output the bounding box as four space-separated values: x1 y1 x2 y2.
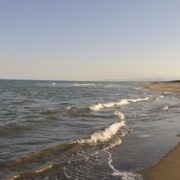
140 81 180 179
139 143 180 180
144 81 180 92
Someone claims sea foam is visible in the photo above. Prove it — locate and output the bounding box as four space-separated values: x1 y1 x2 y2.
76 111 126 145
72 83 96 87
89 97 150 111
107 151 143 180
162 105 169 111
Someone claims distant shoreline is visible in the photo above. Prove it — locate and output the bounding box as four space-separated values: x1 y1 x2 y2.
144 81 180 92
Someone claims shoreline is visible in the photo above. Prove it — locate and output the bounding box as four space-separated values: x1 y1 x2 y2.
138 143 180 180
140 81 180 179
144 81 180 92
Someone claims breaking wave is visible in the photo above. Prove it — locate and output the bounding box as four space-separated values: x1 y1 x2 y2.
76 111 126 145
89 97 150 111
162 105 169 111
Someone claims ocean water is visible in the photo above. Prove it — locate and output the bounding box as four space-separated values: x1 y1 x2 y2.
0 80 180 180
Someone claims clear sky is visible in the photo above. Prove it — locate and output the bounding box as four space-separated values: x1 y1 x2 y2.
0 0 180 81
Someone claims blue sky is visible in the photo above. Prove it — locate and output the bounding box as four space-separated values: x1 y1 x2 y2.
0 0 180 80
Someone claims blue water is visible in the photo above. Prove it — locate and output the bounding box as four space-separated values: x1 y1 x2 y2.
0 80 179 179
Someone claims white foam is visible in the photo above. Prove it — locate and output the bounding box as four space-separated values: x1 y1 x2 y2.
89 97 150 111
66 106 72 110
164 91 172 94
138 113 148 117
77 120 125 145
113 171 143 180
134 87 144 91
34 164 53 174
72 83 96 87
162 105 169 111
63 167 72 179
156 95 164 101
128 97 150 103
9 175 20 180
104 84 115 88
76 111 126 145
107 151 143 180
114 111 125 120
103 137 123 150
89 103 105 111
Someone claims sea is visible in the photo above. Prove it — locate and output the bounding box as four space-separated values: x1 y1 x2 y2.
0 80 180 180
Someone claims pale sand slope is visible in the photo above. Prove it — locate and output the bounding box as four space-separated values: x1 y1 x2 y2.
144 82 180 92
138 143 180 180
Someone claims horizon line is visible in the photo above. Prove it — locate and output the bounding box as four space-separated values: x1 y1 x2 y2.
0 77 177 82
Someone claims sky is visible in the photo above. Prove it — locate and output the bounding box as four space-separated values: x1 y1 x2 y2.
0 0 180 81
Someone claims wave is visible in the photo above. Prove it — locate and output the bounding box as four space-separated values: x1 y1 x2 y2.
156 95 164 101
114 111 125 120
76 111 126 145
72 83 96 87
2 110 128 179
65 106 90 116
77 121 125 145
162 105 169 111
0 123 33 137
161 103 180 111
89 97 150 111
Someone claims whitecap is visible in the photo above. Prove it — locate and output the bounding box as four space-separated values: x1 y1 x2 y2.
162 105 169 111
114 111 125 120
156 95 164 101
72 83 96 87
76 111 126 145
77 120 126 145
89 103 105 111
89 97 150 112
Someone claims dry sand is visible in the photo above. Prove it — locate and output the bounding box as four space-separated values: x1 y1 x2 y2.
139 143 180 180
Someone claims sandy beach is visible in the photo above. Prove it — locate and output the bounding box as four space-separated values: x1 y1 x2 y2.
140 81 180 180
144 81 180 92
139 143 180 180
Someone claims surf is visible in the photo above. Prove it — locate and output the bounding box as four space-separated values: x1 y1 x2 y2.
89 97 150 111
76 111 126 145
